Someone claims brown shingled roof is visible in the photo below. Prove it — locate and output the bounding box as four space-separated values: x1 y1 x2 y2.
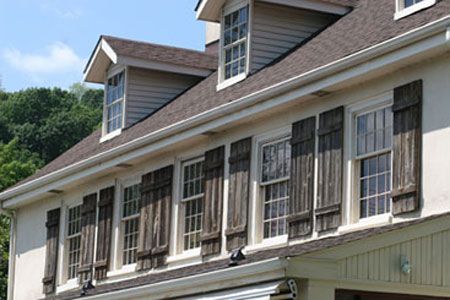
45 212 450 300
9 0 450 192
102 35 218 71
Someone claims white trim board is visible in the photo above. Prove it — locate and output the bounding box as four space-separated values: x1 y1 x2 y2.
1 17 450 209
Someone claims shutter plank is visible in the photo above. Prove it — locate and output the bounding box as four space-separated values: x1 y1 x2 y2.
201 146 225 256
288 116 316 238
392 80 422 215
42 208 60 295
316 107 344 232
226 138 251 251
137 165 173 270
79 193 97 282
94 186 114 280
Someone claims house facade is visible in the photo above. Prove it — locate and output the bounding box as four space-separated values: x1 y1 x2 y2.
2 0 450 299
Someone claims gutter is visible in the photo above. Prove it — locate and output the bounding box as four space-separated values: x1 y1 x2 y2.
70 258 287 300
1 16 450 206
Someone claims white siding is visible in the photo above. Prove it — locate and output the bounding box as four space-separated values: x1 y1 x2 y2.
251 1 337 72
125 68 201 127
338 229 450 287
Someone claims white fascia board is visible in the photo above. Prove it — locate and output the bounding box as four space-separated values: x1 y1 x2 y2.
2 16 450 208
118 56 213 77
83 39 118 83
260 0 350 15
78 258 286 300
196 0 226 22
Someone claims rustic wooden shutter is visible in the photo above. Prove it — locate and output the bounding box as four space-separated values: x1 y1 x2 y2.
42 208 60 295
226 138 251 251
316 107 344 232
392 80 422 215
78 193 97 282
137 165 173 271
94 186 114 280
201 146 225 256
288 116 316 239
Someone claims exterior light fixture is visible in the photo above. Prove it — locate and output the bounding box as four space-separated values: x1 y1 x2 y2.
229 246 246 266
401 255 411 274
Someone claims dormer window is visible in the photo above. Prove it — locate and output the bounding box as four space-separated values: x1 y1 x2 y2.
395 0 436 20
218 3 249 89
105 71 125 134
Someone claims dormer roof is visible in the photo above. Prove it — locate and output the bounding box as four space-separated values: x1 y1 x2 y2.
195 0 356 22
84 35 218 83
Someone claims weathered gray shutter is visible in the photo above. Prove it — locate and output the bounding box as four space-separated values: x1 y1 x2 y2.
137 165 173 271
42 208 60 295
78 193 97 282
316 107 344 232
392 80 422 215
94 186 114 280
226 138 251 251
201 146 225 256
288 116 316 239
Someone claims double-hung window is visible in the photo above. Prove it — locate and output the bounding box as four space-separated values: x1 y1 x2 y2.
222 5 249 81
66 205 82 280
395 0 436 19
121 184 140 266
355 106 393 219
181 158 204 251
105 71 125 133
260 138 291 239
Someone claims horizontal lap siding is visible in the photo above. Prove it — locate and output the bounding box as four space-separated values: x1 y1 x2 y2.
251 1 337 72
338 230 450 287
126 68 201 127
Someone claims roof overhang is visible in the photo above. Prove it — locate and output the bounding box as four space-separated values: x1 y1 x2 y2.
196 0 351 22
1 17 450 209
83 37 213 84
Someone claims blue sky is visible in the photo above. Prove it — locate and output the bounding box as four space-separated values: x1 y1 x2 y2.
0 0 205 92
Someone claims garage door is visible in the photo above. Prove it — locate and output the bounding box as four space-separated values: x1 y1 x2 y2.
336 290 450 300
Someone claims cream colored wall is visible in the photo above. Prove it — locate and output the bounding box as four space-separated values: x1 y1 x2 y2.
11 52 450 299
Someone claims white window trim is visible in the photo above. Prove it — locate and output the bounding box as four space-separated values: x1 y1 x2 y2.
217 0 251 91
344 93 394 227
249 126 290 247
110 176 141 275
101 67 127 141
394 0 436 20
177 156 205 254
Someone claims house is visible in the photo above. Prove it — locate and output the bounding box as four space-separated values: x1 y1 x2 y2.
1 0 450 299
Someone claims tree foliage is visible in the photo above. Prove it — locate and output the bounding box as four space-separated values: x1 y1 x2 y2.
0 83 103 299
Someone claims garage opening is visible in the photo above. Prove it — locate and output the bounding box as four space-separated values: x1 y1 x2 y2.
336 290 450 300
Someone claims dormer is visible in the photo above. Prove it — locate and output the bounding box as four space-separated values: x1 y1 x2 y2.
84 36 217 142
196 0 354 90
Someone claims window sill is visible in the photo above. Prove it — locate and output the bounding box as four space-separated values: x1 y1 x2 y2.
106 263 137 279
216 73 247 91
56 278 79 294
100 128 122 143
245 235 288 253
339 213 393 234
394 0 436 20
167 249 202 266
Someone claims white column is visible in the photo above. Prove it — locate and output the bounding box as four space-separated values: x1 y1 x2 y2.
299 280 336 300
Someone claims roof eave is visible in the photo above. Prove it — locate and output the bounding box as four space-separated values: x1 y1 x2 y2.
2 16 450 209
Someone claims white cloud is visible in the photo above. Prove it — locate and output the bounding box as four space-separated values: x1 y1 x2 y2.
3 42 86 75
40 0 84 19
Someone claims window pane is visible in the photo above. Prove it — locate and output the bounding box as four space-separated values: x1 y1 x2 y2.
183 197 203 250
359 153 392 219
67 205 82 279
261 139 291 183
356 107 393 156
263 181 289 239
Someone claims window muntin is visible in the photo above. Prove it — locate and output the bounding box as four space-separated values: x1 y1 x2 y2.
223 6 249 80
260 138 291 239
181 159 204 251
355 107 393 219
121 184 140 266
66 205 82 280
106 72 125 133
